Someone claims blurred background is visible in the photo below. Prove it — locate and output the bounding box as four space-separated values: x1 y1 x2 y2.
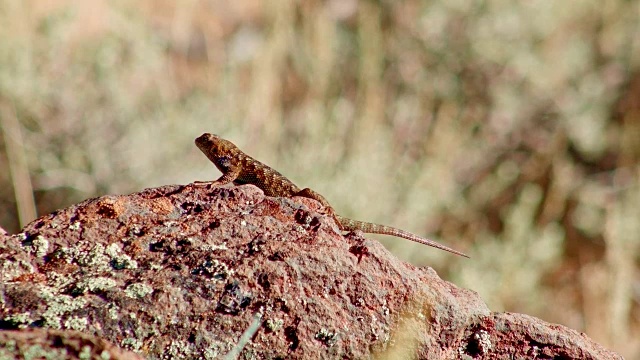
0 0 638 356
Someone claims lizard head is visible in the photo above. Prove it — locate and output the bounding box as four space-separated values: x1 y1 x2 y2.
195 133 238 165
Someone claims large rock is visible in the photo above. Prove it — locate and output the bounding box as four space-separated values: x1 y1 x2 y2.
0 184 622 359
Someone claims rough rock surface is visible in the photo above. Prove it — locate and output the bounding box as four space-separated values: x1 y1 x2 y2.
0 184 622 359
0 328 144 359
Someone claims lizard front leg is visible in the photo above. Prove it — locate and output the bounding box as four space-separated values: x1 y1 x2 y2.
194 166 242 187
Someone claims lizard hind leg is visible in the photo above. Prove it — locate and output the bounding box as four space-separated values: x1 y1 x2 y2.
294 188 343 227
294 188 334 209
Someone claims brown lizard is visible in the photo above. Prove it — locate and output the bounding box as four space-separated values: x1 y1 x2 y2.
195 133 468 257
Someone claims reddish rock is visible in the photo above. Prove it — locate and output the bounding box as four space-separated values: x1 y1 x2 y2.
0 184 622 359
0 329 144 359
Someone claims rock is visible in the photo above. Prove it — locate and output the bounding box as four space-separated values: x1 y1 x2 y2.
0 184 622 359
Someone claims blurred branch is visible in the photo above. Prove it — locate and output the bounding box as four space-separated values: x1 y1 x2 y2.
223 311 263 360
0 101 36 227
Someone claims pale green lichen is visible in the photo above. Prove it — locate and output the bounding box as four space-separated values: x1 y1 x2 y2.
1 258 34 282
121 338 143 352
47 271 77 290
68 221 82 231
2 311 32 329
105 243 122 257
18 343 68 359
315 328 339 346
60 242 110 272
40 286 88 329
203 347 220 360
1 339 16 352
32 235 50 257
76 243 111 271
59 246 81 264
75 276 118 294
125 283 153 299
60 241 138 271
164 340 195 359
78 345 92 360
21 235 49 257
111 252 138 270
64 316 88 331
107 304 120 320
265 318 283 332
201 244 228 251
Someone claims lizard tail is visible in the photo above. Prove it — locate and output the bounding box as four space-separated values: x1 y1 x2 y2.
336 216 469 258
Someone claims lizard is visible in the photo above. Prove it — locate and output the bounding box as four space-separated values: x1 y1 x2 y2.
194 133 468 257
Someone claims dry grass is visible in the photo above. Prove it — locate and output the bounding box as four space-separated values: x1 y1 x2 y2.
0 0 638 357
